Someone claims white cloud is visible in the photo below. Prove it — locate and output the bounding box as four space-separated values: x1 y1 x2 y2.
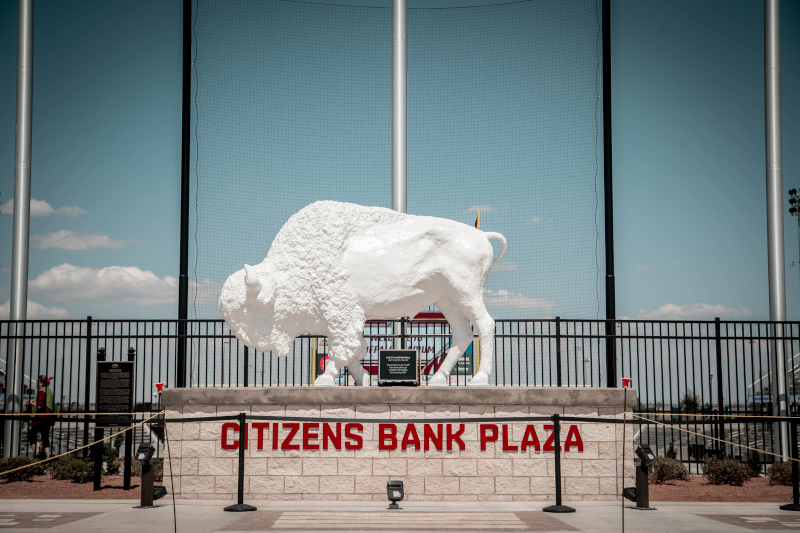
483 289 556 313
0 299 71 319
466 205 497 213
29 264 221 308
634 265 653 270
56 206 88 217
636 303 753 320
32 231 135 251
490 261 518 272
0 198 86 217
30 264 180 306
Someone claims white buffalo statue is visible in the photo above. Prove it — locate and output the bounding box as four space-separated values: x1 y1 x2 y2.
219 201 506 386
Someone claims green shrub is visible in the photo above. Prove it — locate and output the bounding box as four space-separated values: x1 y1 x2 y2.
704 457 751 486
111 457 163 482
768 461 794 486
746 449 763 477
51 457 93 484
665 442 677 460
648 456 689 484
0 456 46 482
680 392 701 413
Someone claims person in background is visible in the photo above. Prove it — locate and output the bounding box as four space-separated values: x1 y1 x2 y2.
26 375 55 458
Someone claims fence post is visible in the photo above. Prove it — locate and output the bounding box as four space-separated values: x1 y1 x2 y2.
555 317 562 387
543 413 575 513
243 347 249 387
83 316 93 458
606 318 617 388
224 412 257 512
93 346 105 491
714 317 726 449
781 420 800 511
124 347 135 490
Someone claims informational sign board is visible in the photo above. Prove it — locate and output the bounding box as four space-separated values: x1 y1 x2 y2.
96 361 134 427
378 350 419 386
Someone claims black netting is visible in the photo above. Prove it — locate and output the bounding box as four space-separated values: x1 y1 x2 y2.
191 0 602 320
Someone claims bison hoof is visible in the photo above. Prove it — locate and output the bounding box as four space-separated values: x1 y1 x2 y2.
428 372 449 386
313 374 335 386
468 371 490 386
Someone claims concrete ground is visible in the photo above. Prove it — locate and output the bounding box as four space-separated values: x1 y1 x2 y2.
1 499 800 532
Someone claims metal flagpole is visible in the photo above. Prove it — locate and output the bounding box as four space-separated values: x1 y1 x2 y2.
177 0 192 388
765 0 788 458
4 0 34 458
392 0 407 349
602 0 617 388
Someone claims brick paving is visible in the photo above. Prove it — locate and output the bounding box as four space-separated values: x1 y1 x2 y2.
0 512 98 528
219 511 577 531
700 515 800 531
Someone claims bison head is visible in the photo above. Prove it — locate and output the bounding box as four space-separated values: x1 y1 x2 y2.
219 264 292 357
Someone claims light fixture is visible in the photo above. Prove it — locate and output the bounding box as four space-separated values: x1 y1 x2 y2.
387 480 404 510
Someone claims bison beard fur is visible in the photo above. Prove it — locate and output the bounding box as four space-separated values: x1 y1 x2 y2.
219 201 506 387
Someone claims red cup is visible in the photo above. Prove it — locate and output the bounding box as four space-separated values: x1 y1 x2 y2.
154 382 165 394
621 378 632 388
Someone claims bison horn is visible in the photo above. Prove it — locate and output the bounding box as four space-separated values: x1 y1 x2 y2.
243 264 263 295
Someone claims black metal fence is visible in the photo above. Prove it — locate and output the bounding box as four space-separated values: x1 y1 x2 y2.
1 317 798 474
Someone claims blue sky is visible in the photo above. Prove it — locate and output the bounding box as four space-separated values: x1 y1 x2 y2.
0 0 798 322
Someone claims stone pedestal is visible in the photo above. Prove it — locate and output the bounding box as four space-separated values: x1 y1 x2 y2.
162 386 635 502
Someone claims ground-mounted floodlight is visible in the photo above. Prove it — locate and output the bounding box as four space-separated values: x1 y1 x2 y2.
387 480 404 509
629 445 656 511
635 445 656 467
153 485 168 501
134 442 158 509
135 443 155 464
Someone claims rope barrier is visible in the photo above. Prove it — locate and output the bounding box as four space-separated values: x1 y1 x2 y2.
0 412 164 416
0 411 165 478
629 412 800 419
631 414 798 463
3 411 797 476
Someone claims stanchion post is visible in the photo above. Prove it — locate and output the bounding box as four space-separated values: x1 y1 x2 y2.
224 412 257 512
543 414 575 513
781 419 800 511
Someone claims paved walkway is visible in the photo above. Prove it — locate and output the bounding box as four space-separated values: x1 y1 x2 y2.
1 499 800 532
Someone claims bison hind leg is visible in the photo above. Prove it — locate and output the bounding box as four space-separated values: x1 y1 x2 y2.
429 299 474 387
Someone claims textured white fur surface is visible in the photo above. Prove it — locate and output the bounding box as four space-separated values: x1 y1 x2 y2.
219 201 506 386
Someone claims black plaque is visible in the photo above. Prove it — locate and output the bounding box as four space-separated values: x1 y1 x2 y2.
96 361 134 427
378 350 419 386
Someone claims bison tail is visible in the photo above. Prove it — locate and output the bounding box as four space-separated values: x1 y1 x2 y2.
484 232 507 264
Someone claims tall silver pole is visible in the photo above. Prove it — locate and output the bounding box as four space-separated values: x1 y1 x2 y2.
765 0 788 459
4 0 33 458
392 0 407 350
392 0 407 214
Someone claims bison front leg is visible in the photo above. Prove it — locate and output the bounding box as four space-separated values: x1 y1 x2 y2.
314 358 340 386
347 361 371 386
345 334 371 386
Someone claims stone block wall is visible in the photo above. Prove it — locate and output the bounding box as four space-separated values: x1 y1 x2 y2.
162 387 634 502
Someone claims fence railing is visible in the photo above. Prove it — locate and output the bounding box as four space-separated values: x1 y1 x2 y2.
0 316 798 473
